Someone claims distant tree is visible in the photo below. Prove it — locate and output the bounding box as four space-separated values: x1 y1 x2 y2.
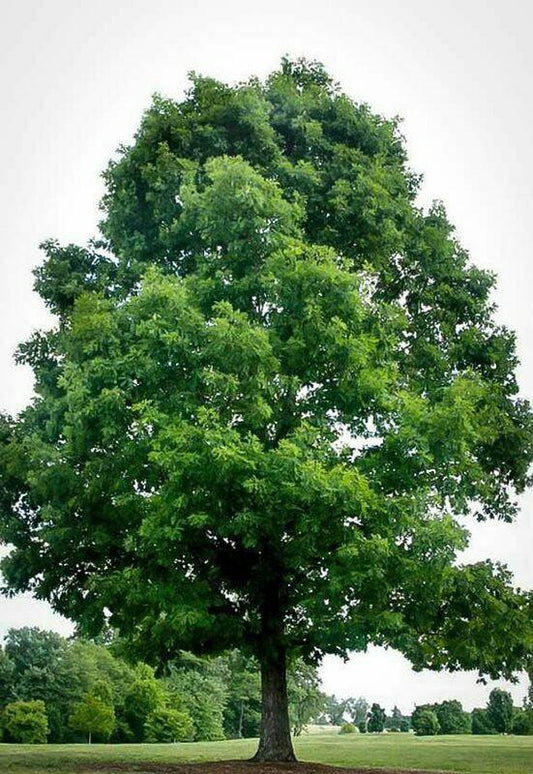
471 708 496 735
2 699 49 743
385 705 411 732
512 709 533 735
367 703 386 733
4 628 66 675
166 656 226 741
220 651 261 739
69 691 115 743
288 661 325 736
324 695 349 726
346 697 369 727
123 666 166 742
0 646 15 707
412 706 440 736
433 700 471 734
487 688 514 734
144 707 194 743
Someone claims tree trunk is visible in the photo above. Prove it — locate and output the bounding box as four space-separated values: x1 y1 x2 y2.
252 644 296 762
238 699 244 739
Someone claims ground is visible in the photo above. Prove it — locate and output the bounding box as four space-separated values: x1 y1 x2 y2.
1 733 532 774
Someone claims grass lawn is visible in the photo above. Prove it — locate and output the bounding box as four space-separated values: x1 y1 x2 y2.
0 733 532 774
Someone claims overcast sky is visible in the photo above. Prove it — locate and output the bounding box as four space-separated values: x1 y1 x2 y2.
1 0 532 713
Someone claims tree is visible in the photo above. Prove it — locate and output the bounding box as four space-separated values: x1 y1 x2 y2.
386 705 403 731
221 650 261 739
512 709 533 735
144 706 194 742
411 706 440 736
166 658 226 741
1 57 532 762
323 695 348 726
2 699 49 743
471 708 496 735
0 646 15 707
433 700 471 734
69 691 116 743
367 703 386 733
123 666 166 742
486 688 514 734
346 697 369 727
288 661 325 735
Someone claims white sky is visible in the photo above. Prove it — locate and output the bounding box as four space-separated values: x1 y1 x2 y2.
1 0 532 713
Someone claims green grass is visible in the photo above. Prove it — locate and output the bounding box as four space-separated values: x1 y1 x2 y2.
0 733 532 774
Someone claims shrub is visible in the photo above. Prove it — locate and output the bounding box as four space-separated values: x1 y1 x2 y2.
145 707 194 742
358 721 367 733
399 718 410 732
339 722 356 734
411 706 440 736
2 700 49 743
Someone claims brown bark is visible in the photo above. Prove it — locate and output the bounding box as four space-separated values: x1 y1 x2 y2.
252 644 296 762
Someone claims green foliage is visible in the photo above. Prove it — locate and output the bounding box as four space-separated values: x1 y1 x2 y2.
69 692 116 742
339 722 356 734
123 667 166 742
358 720 367 733
487 688 514 734
166 657 226 741
0 628 136 743
1 60 532 752
220 651 261 739
429 700 471 734
367 703 386 733
345 697 369 727
512 709 533 735
1 699 49 743
323 695 348 726
0 646 15 707
385 705 410 731
411 706 440 736
144 707 194 742
288 660 325 735
471 708 496 735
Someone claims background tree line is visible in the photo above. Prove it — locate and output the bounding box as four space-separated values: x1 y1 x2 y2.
1 628 531 744
0 628 323 744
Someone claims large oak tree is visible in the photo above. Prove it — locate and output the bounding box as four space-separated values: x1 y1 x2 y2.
1 59 532 761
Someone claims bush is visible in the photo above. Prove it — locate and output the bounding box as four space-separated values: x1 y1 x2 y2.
411 706 440 736
144 707 194 743
358 721 367 733
512 710 533 736
2 700 49 743
399 718 410 732
339 722 356 734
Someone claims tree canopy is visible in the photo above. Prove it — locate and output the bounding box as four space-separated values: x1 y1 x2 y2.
1 57 532 760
